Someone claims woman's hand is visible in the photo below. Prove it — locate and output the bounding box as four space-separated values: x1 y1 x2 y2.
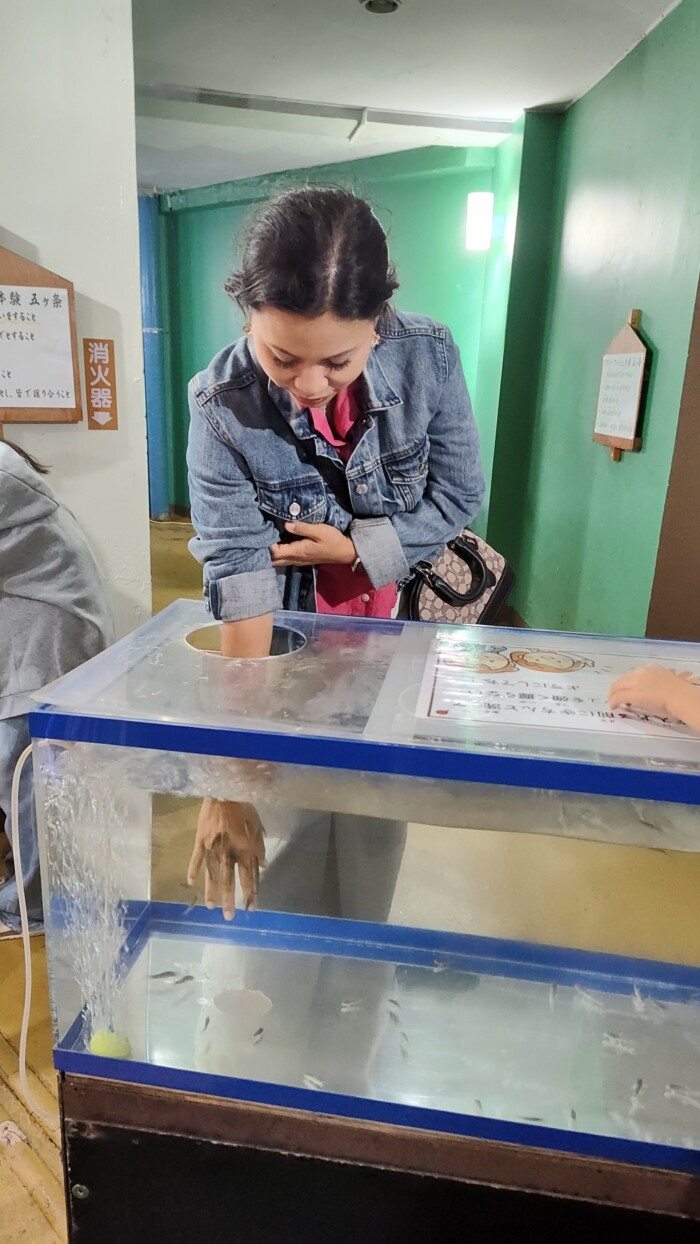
270 522 357 567
609 666 700 725
188 799 266 920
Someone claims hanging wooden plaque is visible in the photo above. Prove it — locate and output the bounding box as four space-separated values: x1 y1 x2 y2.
594 308 651 465
0 246 82 426
593 310 648 462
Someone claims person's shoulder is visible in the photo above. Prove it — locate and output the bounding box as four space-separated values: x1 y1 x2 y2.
0 442 39 481
379 309 450 343
189 337 257 407
0 445 58 525
376 310 458 388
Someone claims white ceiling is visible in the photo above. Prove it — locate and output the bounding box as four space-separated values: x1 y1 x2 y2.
133 0 679 191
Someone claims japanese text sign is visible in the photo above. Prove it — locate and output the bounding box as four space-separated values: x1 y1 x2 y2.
83 338 118 431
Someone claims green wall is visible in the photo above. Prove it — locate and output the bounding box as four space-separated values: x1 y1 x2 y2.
160 146 496 510
486 113 562 550
491 0 700 635
471 118 524 534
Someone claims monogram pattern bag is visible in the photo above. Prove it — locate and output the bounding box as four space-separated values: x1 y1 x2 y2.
404 530 515 625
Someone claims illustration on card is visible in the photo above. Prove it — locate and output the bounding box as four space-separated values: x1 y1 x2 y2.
441 644 601 676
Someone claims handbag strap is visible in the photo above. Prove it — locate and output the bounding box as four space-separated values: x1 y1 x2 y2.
416 535 495 607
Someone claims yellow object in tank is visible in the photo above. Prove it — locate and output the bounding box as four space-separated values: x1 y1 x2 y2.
89 1028 131 1059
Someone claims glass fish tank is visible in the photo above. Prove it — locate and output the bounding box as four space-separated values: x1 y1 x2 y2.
30 600 700 1174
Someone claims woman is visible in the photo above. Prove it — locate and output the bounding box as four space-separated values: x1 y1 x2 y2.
0 440 113 937
186 186 485 918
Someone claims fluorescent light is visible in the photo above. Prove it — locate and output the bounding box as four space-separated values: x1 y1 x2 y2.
466 192 494 251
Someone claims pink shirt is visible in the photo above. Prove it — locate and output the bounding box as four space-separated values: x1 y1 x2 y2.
304 384 398 619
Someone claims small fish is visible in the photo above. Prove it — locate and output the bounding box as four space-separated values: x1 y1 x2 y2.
603 1032 635 1056
175 974 195 986
388 1008 400 1026
632 1078 643 1098
149 970 176 980
569 1109 577 1129
432 960 448 974
522 1116 544 1123
399 1031 409 1059
203 1016 210 1032
253 1027 264 1045
474 1099 484 1116
303 1074 324 1091
340 1000 363 1014
574 987 604 1014
632 985 667 1018
388 998 401 1011
183 901 198 917
665 1084 700 1110
549 983 558 1011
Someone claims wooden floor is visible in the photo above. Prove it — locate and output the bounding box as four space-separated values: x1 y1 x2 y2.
4 518 700 1241
0 935 66 1243
150 517 201 614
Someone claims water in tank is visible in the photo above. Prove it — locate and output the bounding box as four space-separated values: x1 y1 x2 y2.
30 601 700 1171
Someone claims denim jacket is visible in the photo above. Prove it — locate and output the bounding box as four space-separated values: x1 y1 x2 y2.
187 310 485 622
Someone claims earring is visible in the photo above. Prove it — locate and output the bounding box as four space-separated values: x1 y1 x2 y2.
373 332 381 347
243 323 251 337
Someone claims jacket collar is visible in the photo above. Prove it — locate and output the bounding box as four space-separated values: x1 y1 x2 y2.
362 346 402 413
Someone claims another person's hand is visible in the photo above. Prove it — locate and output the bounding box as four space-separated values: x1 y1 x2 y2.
188 799 266 920
270 521 356 567
609 666 697 721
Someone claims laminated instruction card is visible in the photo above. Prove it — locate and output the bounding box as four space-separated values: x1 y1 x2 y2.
415 629 699 738
366 624 700 766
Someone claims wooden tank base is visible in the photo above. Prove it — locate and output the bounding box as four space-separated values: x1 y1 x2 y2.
60 1073 700 1241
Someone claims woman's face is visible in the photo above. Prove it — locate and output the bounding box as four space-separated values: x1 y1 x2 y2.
249 308 377 407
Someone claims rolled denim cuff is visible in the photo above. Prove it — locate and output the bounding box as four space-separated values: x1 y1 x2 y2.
349 517 410 589
207 567 283 622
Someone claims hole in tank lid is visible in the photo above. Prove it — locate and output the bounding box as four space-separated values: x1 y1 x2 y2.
185 624 307 659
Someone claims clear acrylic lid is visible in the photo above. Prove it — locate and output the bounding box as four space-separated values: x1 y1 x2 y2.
31 599 700 797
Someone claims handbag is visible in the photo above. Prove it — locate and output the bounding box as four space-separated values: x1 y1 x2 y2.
404 530 515 625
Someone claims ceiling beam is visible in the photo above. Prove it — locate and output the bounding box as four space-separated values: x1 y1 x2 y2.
136 82 513 144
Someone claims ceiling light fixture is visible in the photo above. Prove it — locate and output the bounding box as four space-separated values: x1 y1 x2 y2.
466 192 495 252
360 0 402 13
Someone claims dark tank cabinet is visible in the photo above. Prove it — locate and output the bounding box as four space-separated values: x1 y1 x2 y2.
29 601 700 1239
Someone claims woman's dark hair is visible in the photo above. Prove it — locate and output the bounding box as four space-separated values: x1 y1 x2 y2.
4 439 49 474
225 186 399 320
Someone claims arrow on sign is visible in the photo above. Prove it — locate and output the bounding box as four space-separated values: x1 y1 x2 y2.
92 410 112 426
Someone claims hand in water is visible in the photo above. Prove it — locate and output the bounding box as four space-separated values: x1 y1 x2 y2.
188 799 266 920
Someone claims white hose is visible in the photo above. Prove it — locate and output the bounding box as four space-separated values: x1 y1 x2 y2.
10 743 59 1126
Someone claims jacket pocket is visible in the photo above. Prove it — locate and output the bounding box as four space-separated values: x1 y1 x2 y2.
382 437 429 510
255 477 328 525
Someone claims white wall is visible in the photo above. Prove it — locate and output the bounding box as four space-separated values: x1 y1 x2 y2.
1 0 151 634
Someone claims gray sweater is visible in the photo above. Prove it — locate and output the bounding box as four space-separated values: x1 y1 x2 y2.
0 443 114 720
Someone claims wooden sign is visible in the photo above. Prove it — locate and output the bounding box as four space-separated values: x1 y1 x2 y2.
84 338 118 431
593 310 647 462
0 247 82 425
